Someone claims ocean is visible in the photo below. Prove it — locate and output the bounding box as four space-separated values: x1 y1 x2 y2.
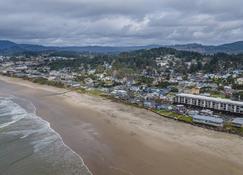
0 96 92 175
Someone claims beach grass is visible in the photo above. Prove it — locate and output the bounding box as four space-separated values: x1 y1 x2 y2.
87 89 104 96
76 87 105 97
224 123 243 136
154 109 193 123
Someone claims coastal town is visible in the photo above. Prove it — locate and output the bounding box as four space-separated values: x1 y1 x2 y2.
0 53 243 135
2 1 243 175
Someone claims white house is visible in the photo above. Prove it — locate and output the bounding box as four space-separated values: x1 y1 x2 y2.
192 115 224 127
174 93 243 114
231 118 243 128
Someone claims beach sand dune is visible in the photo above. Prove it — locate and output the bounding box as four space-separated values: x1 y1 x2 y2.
0 76 243 175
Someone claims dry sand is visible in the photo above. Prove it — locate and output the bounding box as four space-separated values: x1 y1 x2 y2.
0 76 243 175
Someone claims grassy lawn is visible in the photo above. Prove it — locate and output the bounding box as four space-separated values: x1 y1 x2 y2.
211 94 227 99
154 109 193 123
166 92 176 97
210 91 228 99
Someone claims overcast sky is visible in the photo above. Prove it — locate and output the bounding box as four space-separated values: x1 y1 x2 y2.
0 0 242 46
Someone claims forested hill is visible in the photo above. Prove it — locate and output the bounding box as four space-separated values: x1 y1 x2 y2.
168 41 243 54
3 39 243 74
49 46 243 75
49 47 204 69
115 47 243 73
120 47 203 60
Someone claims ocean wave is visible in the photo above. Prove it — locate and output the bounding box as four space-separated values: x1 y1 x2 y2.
0 96 92 175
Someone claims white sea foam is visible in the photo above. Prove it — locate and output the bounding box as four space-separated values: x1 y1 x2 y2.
0 96 93 175
0 116 24 129
0 99 26 128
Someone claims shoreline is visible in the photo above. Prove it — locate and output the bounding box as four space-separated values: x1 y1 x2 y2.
3 85 93 175
3 75 243 137
0 75 243 175
29 98 93 175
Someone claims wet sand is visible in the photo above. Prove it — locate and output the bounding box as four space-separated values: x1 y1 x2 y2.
0 76 243 175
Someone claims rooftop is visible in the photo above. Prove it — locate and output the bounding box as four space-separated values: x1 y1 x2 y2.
177 93 243 106
232 118 243 125
192 115 224 123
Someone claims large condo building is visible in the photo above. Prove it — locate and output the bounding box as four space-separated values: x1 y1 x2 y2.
174 93 243 114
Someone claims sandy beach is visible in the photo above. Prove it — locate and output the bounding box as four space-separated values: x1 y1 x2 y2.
0 75 243 175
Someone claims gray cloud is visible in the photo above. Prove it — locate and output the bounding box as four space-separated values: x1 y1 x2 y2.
0 0 242 46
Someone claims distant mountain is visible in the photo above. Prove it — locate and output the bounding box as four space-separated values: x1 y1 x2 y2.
0 40 51 55
0 40 17 49
167 41 243 54
0 40 161 55
49 45 161 53
0 40 243 55
217 41 243 54
0 40 23 54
